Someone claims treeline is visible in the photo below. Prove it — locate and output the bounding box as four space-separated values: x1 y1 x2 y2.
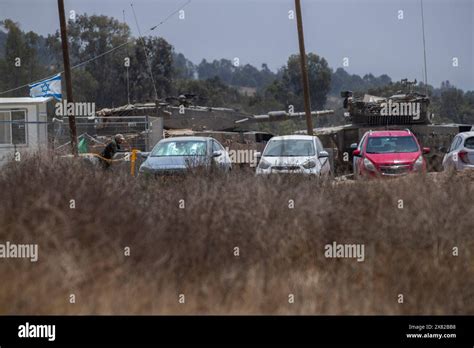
0 15 473 128
0 15 333 113
331 68 392 95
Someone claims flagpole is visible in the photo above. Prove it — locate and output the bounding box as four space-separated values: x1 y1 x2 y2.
57 0 78 156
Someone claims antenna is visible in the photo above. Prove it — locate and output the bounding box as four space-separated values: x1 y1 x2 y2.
420 0 428 95
123 9 131 105
130 3 159 101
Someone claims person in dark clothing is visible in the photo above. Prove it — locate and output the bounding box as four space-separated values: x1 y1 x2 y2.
101 134 125 169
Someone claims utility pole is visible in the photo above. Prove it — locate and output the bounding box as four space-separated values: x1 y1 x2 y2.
294 0 313 135
57 0 78 156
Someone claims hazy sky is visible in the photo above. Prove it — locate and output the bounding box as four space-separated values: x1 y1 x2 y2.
1 0 473 90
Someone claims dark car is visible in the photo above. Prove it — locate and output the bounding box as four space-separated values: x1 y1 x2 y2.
138 136 232 175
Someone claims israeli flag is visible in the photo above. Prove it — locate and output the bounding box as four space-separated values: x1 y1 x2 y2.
29 74 62 100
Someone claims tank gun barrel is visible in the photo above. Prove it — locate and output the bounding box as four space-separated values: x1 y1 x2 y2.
235 109 334 124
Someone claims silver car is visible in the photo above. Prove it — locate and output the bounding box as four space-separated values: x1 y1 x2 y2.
139 136 232 175
442 131 474 171
255 135 331 176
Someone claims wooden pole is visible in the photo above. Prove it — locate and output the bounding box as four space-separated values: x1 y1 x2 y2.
295 0 313 135
57 0 78 156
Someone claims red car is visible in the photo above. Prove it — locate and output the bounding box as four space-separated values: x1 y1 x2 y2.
352 130 430 178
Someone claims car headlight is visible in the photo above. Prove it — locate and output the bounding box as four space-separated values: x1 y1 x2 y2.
258 159 271 170
413 155 424 171
302 159 316 169
363 158 376 172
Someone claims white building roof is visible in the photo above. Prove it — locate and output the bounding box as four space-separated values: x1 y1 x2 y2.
0 97 54 104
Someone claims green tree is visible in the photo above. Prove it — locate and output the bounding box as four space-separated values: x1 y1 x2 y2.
330 68 392 96
174 76 242 108
197 59 234 84
267 53 331 111
0 20 46 96
197 59 276 90
46 14 174 107
439 87 469 124
173 52 195 80
47 14 130 106
129 36 173 103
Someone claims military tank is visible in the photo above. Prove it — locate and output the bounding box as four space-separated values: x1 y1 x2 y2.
96 94 333 132
312 79 472 174
92 95 333 168
341 79 431 126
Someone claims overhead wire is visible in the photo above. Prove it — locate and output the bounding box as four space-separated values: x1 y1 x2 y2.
0 0 191 96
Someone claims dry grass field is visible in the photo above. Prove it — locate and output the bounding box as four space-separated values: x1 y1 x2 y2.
0 155 473 314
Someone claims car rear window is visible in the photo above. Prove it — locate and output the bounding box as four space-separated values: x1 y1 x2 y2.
465 137 474 149
366 136 419 154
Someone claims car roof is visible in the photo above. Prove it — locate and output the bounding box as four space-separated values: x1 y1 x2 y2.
269 135 316 141
160 136 211 142
367 130 413 137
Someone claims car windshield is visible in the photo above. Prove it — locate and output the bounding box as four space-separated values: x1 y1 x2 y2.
151 140 207 156
465 137 474 149
366 136 419 154
263 139 315 157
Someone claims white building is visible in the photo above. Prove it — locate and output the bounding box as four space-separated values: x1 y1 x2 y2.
0 97 51 165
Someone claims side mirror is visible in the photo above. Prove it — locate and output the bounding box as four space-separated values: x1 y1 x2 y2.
422 147 431 154
254 152 262 158
353 149 361 156
139 152 150 158
350 143 358 149
212 150 222 157
318 150 329 158
438 146 447 153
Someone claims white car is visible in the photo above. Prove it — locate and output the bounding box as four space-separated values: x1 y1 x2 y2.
255 135 331 176
442 131 474 171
